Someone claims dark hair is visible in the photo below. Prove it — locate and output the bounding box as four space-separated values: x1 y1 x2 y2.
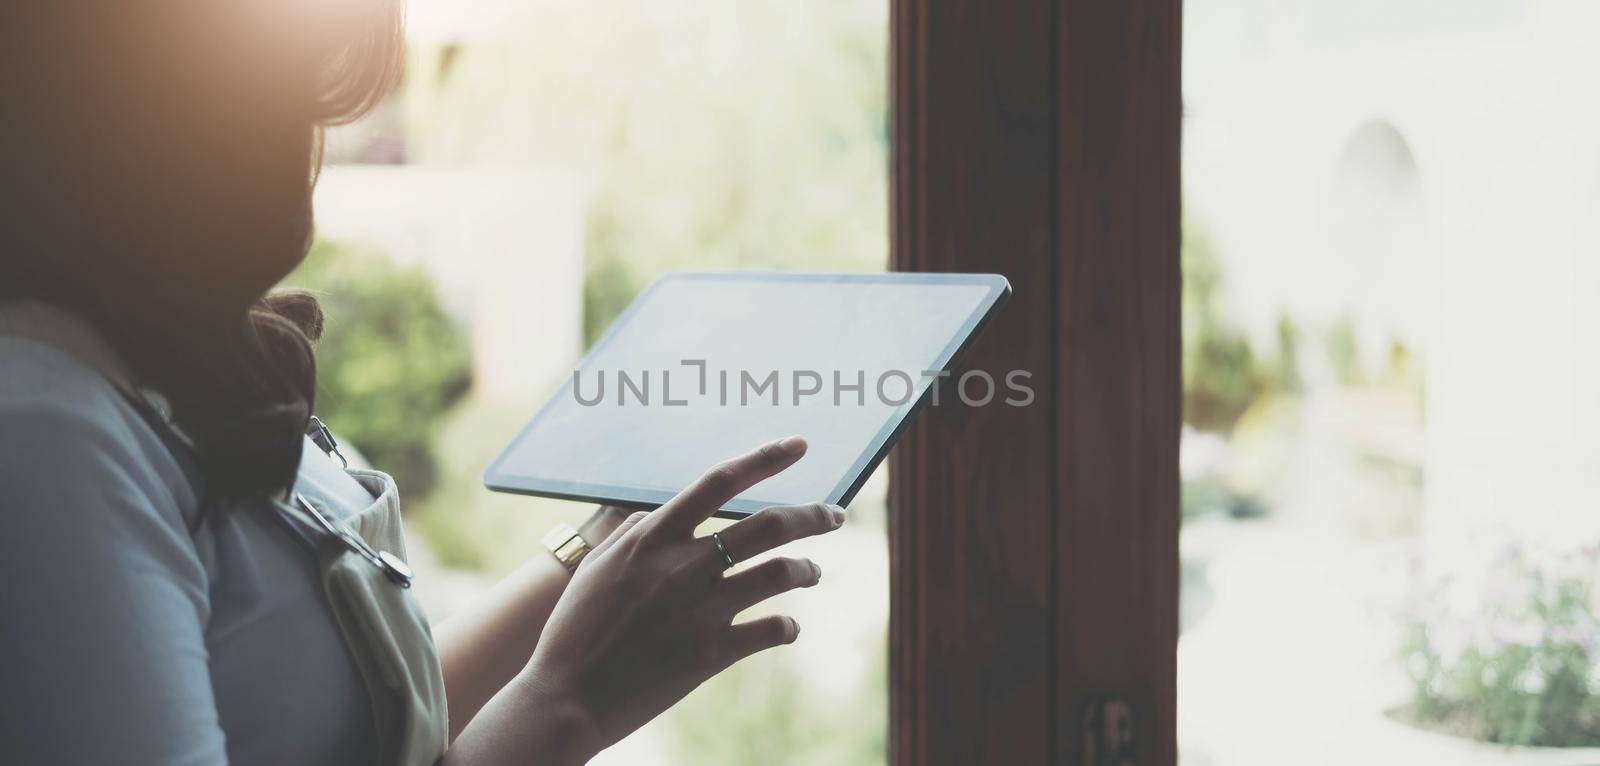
0 2 405 500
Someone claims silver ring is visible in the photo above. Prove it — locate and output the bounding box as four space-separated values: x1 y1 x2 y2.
711 531 736 569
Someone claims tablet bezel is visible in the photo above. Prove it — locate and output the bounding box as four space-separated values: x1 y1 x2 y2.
482 271 1011 518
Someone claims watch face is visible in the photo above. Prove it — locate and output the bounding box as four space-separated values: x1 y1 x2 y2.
542 524 590 571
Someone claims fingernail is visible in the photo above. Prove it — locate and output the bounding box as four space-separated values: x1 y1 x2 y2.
787 617 802 642
779 435 807 455
809 561 822 583
828 505 846 526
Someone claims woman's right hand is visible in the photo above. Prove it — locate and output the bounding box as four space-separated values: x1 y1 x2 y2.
462 435 844 764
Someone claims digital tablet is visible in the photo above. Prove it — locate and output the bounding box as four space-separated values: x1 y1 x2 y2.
483 272 1011 517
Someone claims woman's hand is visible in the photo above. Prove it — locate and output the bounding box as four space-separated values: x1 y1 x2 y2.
444 435 844 765
520 435 842 758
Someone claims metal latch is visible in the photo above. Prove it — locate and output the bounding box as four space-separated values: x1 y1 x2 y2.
1082 695 1137 766
307 415 349 468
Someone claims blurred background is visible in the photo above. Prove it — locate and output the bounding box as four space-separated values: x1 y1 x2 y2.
1180 0 1600 763
298 0 1600 763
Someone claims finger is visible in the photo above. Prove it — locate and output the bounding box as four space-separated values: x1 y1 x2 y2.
713 501 844 567
714 557 821 616
717 615 801 669
645 436 808 537
588 510 648 560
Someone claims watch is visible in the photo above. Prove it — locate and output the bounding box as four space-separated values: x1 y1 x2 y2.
542 523 592 573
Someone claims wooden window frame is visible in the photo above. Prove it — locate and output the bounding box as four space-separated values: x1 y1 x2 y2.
889 1 1182 763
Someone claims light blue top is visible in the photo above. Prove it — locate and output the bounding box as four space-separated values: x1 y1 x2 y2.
0 304 380 765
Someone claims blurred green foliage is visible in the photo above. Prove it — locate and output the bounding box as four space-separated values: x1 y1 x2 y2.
1325 314 1425 395
1381 338 1424 394
1401 545 1600 746
1325 314 1367 387
1182 221 1307 525
582 212 642 347
1272 313 1304 395
1183 220 1271 434
286 241 472 497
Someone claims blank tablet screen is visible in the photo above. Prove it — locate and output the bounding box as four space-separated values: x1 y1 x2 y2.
483 272 1009 516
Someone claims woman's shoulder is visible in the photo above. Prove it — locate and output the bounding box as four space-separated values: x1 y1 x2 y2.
0 334 200 517
0 332 128 415
0 333 151 446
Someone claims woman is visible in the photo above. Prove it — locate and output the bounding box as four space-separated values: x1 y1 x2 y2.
0 3 843 764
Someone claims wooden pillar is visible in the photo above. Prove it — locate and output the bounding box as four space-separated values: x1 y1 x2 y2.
889 0 1181 762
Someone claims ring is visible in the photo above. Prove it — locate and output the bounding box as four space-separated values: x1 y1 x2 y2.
711 531 736 570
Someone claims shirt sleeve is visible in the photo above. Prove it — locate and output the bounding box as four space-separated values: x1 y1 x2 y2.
0 402 228 765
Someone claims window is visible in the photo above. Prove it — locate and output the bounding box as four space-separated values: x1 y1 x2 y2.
1182 1 1600 761
307 2 890 763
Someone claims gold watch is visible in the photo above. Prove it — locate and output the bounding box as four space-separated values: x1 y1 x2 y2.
542 523 592 572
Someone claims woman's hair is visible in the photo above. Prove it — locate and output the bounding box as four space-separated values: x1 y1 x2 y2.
0 2 405 500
